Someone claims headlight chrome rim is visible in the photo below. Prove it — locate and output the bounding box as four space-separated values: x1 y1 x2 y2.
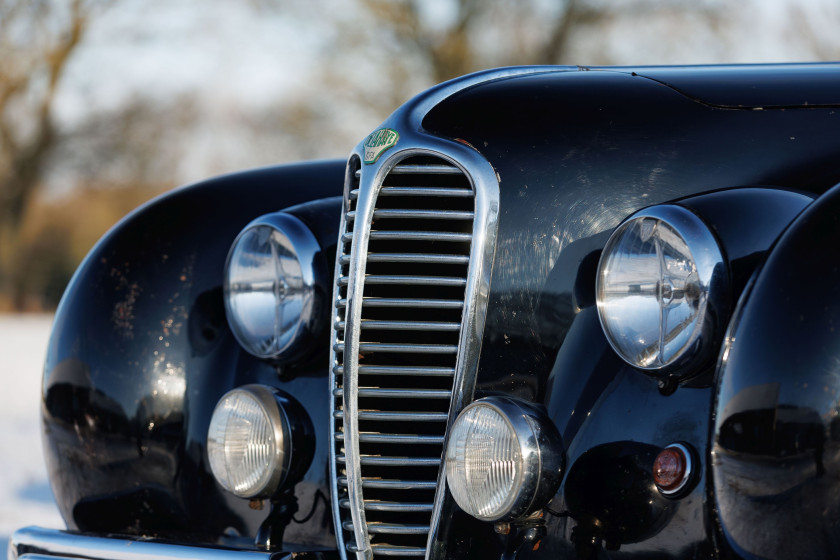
206 384 292 499
224 212 325 361
596 204 729 375
445 397 564 522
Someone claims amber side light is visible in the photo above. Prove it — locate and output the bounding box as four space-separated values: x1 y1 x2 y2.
653 443 692 496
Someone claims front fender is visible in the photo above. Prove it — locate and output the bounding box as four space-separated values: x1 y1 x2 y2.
712 181 840 559
42 160 344 546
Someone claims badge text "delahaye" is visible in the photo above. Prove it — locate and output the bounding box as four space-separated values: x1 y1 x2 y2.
363 128 400 164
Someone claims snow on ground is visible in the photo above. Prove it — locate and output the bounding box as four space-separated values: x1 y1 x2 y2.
0 314 65 553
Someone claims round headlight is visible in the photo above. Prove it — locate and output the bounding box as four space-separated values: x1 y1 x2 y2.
207 386 289 498
224 212 324 361
207 385 313 499
596 205 728 374
445 397 563 522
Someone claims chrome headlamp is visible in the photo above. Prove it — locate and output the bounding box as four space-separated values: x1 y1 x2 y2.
224 212 325 361
206 385 313 499
445 397 564 521
596 205 728 375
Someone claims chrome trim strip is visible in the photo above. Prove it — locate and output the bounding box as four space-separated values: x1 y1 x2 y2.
352 298 463 309
336 320 462 331
343 231 471 243
356 501 434 513
349 209 474 221
334 365 455 376
329 159 360 560
337 276 467 287
333 388 453 399
342 155 378 559
367 231 472 242
335 433 445 445
349 456 441 467
340 254 470 265
370 546 425 557
333 411 449 422
387 164 462 175
338 477 438 490
9 527 271 560
364 524 431 535
376 187 472 198
334 343 458 354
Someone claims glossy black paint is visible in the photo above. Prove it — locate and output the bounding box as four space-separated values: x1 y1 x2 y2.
629 63 840 108
713 181 840 559
673 188 814 385
423 68 840 395
42 161 344 549
421 67 840 558
426 187 810 559
422 67 832 558
40 65 840 558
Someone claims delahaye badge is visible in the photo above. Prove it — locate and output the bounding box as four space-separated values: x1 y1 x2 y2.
363 128 399 164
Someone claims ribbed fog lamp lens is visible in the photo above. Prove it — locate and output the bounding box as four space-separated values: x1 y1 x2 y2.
224 212 323 361
445 397 564 522
596 205 727 374
207 386 289 498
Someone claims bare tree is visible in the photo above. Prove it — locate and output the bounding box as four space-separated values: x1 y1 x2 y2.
0 0 109 229
0 0 112 308
285 0 726 123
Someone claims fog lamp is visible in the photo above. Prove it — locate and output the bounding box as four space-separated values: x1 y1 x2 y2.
445 397 563 522
224 212 324 361
596 205 727 374
207 385 292 499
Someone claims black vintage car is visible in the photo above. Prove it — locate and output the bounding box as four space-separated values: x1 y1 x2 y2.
9 64 840 560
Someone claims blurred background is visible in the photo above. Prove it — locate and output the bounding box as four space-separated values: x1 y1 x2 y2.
1 0 839 544
3 0 840 312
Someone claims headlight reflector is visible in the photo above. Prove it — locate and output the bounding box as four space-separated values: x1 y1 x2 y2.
596 205 727 373
445 397 563 521
207 385 289 498
224 212 323 360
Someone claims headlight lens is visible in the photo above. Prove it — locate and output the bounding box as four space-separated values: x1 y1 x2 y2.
224 212 323 360
596 205 727 373
445 398 564 521
207 386 289 498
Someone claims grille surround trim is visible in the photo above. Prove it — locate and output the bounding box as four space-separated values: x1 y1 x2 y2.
329 143 500 560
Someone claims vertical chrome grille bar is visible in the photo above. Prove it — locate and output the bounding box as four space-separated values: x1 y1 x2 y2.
342 161 375 559
329 157 371 559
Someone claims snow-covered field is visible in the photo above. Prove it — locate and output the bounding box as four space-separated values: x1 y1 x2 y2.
0 314 64 554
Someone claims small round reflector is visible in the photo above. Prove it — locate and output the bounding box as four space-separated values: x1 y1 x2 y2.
653 443 692 496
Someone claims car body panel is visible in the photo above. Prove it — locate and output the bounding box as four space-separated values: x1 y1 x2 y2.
16 64 840 560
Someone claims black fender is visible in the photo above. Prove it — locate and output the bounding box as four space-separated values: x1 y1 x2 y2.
712 182 840 559
42 160 344 546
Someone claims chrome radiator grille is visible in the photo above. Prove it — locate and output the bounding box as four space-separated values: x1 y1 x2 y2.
331 154 477 559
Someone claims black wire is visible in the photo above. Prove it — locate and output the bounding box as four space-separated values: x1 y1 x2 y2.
544 506 572 518
292 489 329 524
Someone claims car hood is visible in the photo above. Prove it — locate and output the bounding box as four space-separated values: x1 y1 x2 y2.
615 63 840 108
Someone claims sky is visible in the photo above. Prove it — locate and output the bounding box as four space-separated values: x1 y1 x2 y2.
44 0 840 191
